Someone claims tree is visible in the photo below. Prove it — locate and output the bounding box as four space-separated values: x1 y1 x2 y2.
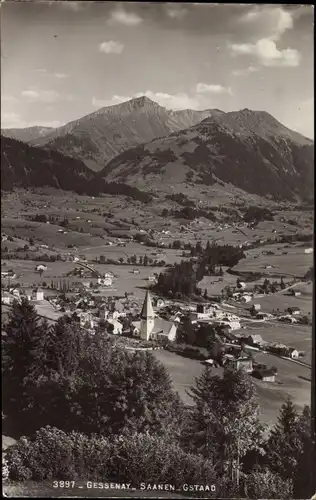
266 398 303 482
2 298 47 435
184 367 264 486
203 289 208 299
292 406 314 498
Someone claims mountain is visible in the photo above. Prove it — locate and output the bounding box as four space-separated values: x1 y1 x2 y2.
98 108 314 202
1 126 54 143
1 135 94 192
31 96 213 171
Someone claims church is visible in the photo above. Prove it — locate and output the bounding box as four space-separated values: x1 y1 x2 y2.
132 290 178 342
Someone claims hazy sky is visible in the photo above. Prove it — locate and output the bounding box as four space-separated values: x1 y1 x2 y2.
1 1 314 138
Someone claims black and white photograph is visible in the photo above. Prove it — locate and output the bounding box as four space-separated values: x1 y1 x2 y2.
1 1 315 498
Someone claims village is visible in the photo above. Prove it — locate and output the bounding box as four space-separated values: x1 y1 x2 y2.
1 251 312 390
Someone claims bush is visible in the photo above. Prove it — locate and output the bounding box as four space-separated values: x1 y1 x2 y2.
2 456 9 481
6 427 111 481
243 469 293 499
6 427 222 489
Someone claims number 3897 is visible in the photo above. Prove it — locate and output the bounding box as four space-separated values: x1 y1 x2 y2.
53 481 75 488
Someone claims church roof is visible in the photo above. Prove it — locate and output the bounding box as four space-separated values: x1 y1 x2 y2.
140 290 155 319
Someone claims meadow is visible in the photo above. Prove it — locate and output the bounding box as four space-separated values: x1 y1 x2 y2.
153 349 311 427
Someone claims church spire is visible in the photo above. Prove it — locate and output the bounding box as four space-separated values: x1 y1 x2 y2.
141 289 154 319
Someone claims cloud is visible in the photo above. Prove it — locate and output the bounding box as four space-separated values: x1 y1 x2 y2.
21 89 74 103
166 5 187 20
53 73 69 79
2 94 18 103
108 8 143 26
1 111 23 128
229 39 301 67
92 87 231 112
196 83 232 95
232 66 259 76
99 41 124 55
238 6 294 42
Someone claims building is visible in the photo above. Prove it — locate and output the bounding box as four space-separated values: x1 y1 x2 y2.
247 334 263 346
35 288 44 301
252 304 261 311
223 352 253 373
289 348 299 359
291 289 301 297
139 290 177 342
240 294 252 303
107 318 123 335
253 367 276 382
36 265 48 272
287 307 301 316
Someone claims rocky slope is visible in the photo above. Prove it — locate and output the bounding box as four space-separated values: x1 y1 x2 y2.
1 126 54 143
30 96 213 171
98 109 314 202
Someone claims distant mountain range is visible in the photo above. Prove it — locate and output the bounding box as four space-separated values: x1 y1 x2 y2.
1 126 54 143
1 97 314 203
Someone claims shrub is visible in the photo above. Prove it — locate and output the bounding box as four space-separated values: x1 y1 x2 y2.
2 456 9 481
243 469 293 499
6 427 111 481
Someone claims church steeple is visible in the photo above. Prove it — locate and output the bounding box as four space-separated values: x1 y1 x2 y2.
140 290 155 341
141 289 155 319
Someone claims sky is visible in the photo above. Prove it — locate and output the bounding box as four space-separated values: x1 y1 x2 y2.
1 1 314 138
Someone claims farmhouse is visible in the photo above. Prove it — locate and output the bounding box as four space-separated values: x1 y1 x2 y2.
223 352 253 373
251 304 261 312
107 318 123 335
240 294 252 303
287 307 301 316
139 290 177 342
253 367 276 383
34 288 44 302
36 265 48 272
290 289 301 297
247 334 263 346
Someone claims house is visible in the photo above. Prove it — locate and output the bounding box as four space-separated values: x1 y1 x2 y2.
79 312 94 329
304 248 313 254
253 367 276 382
36 265 48 272
34 288 44 301
247 334 263 346
287 307 301 316
240 294 252 303
289 348 300 359
251 304 261 312
153 298 165 309
279 315 297 324
290 289 301 297
256 312 269 320
223 352 253 373
106 318 123 335
139 290 177 342
237 281 246 289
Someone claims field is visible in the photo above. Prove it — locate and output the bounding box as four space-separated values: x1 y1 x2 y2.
251 281 313 316
231 243 313 278
153 349 311 427
243 321 312 365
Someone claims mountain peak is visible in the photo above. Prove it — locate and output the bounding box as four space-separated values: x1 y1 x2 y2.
128 95 161 108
